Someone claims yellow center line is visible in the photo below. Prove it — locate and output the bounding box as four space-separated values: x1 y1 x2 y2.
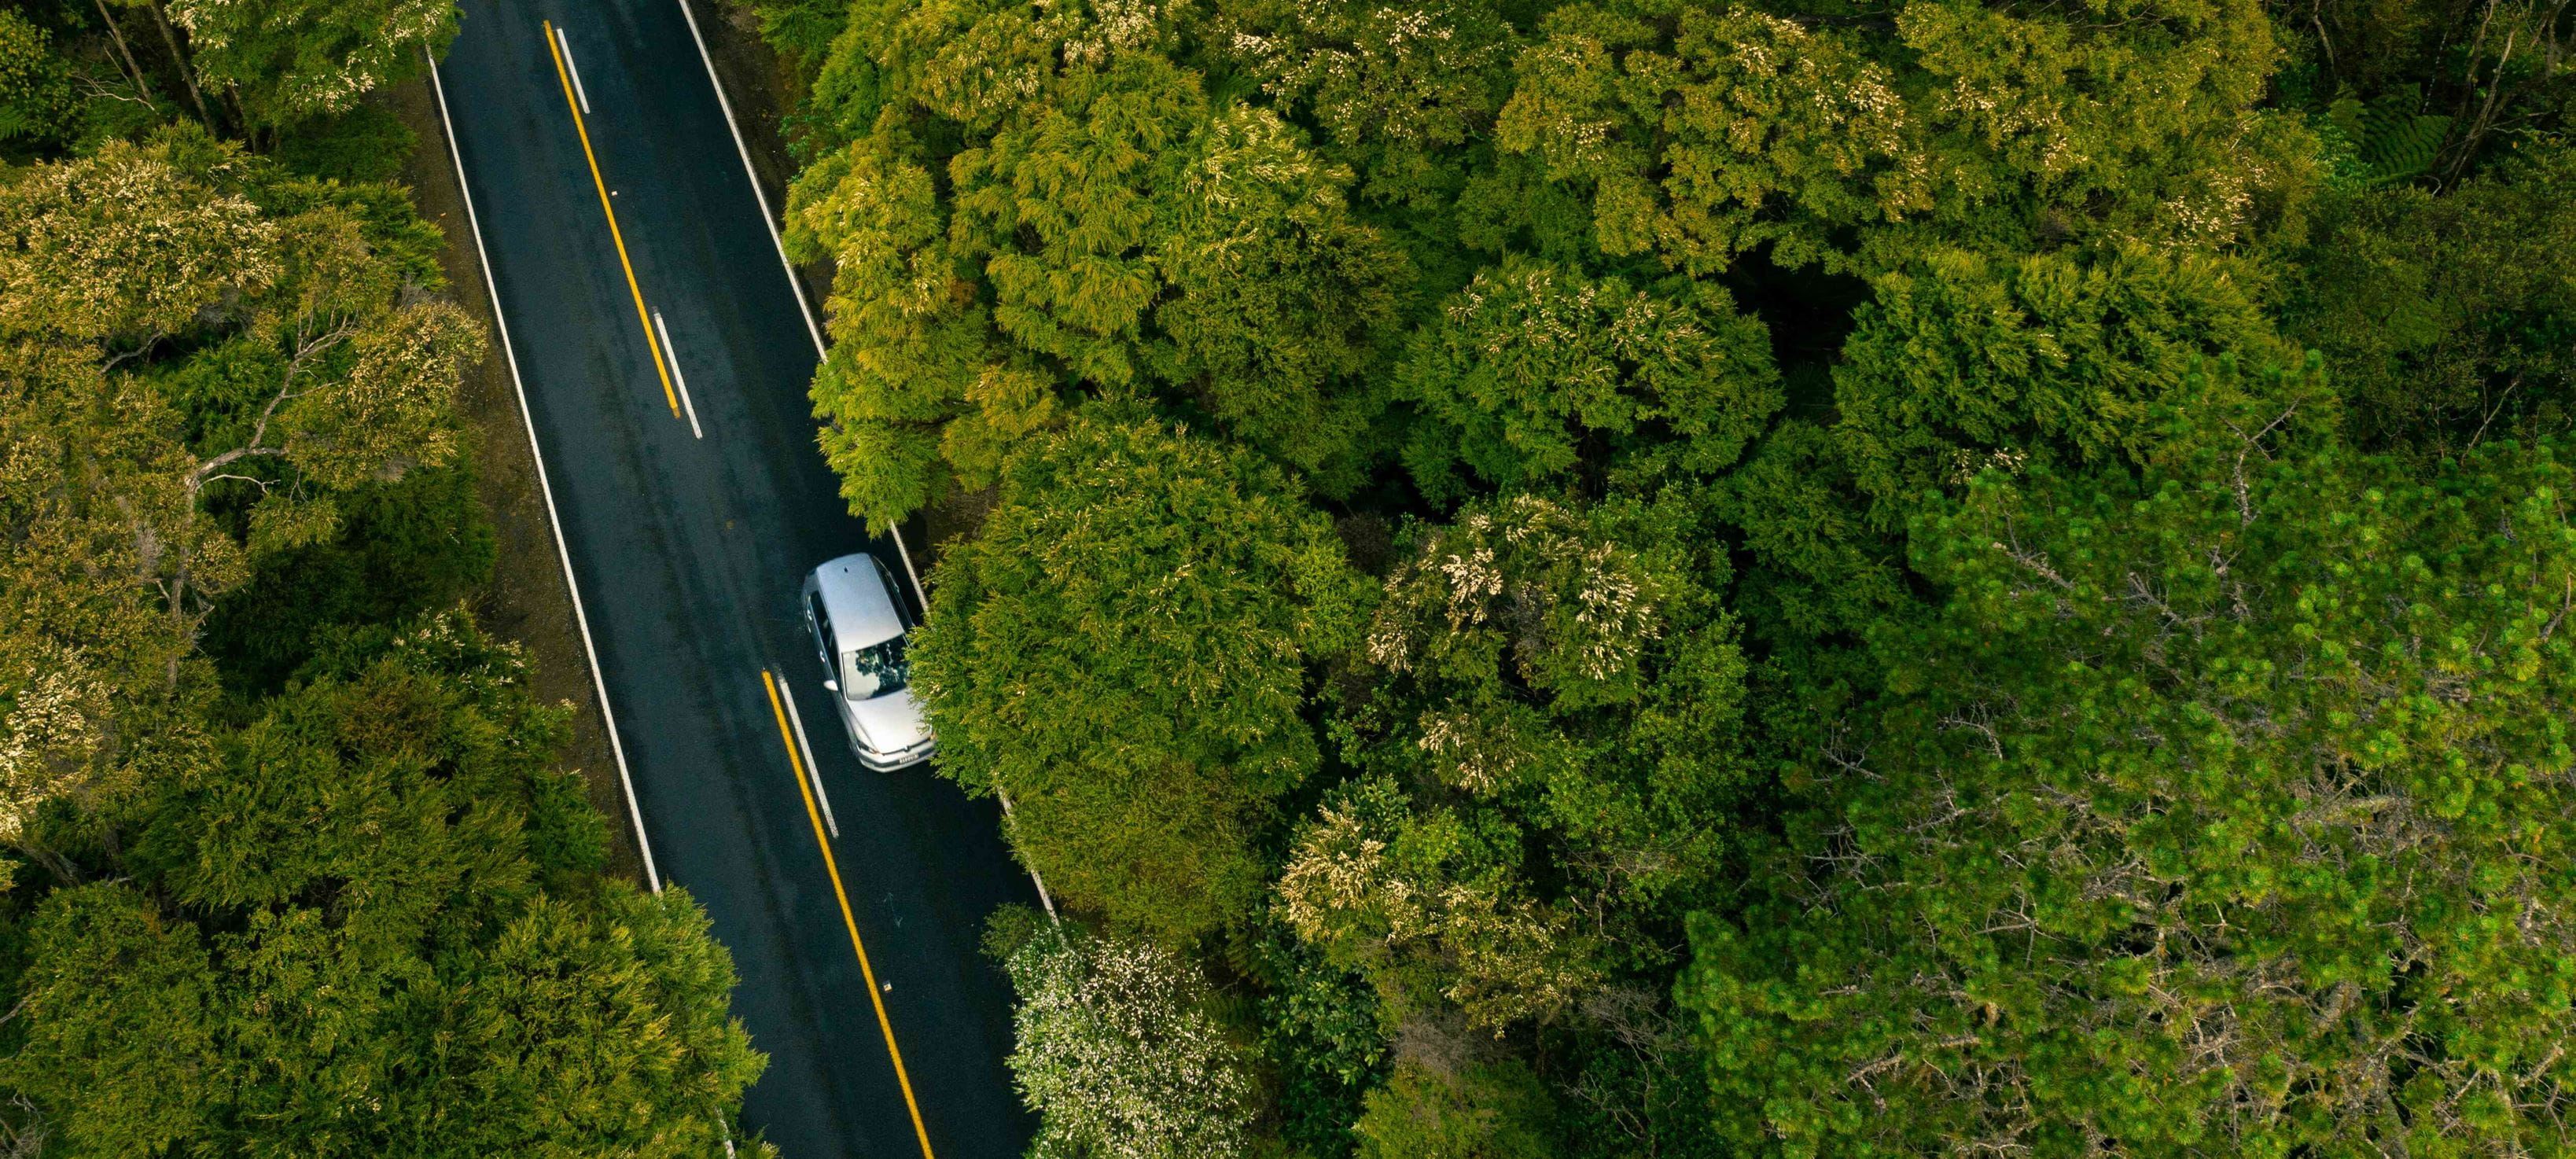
543 20 679 418
762 669 938 1159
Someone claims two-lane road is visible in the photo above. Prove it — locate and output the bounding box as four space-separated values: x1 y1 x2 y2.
432 3 1036 1154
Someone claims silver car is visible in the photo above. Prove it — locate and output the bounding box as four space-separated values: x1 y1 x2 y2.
801 553 934 771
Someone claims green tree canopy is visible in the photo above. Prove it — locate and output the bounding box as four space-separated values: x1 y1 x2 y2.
912 407 1369 940
7 616 764 1156
1832 243 2292 520
1496 0 2304 273
1396 259 1778 500
2283 146 2576 460
1354 1060 1560 1159
1284 493 1750 1032
785 2 1413 528
168 0 459 127
1210 0 1518 207
0 127 472 861
1684 394 2576 1152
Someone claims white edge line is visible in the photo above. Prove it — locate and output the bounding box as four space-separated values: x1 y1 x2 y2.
556 27 591 116
887 528 925 616
654 311 705 440
667 0 929 606
671 0 822 359
995 788 1061 924
430 47 661 894
779 677 839 839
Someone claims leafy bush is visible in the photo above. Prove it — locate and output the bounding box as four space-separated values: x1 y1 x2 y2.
1352 1061 1558 1159
272 102 418 185
1003 925 1257 1159
201 460 496 696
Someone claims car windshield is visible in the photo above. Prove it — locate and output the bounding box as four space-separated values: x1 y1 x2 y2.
841 634 910 699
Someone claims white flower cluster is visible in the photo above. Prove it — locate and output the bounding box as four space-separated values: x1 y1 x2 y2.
1228 0 1503 148
0 647 112 843
1370 495 1662 685
1414 707 1522 793
1006 929 1257 1159
1062 0 1165 67
1278 800 1409 938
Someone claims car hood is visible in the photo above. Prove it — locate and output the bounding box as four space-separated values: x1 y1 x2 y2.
845 688 929 756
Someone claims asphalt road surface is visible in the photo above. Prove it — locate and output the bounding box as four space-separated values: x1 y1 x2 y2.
434 3 1037 1155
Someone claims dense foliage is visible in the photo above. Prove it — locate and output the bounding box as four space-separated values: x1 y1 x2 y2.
13 620 761 1157
996 915 1260 1159
914 409 1367 939
1690 377 2576 1152
0 9 766 1153
753 0 2573 1151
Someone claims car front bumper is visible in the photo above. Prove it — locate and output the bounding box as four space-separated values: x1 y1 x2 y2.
854 739 936 771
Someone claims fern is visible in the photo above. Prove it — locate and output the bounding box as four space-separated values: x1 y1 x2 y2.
2327 87 2454 185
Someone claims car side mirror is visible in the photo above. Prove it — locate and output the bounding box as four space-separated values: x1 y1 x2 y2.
822 679 839 694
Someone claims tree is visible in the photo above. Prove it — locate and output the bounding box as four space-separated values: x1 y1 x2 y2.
167 0 459 127
1283 494 1750 1033
785 6 1414 528
1282 774 1607 1032
1209 0 1518 207
1831 241 2292 520
1682 384 2576 1152
1147 105 1412 496
0 124 473 908
0 131 278 341
1001 925 1258 1159
2283 143 2576 459
1353 1060 1560 1159
1396 259 1777 500
5 615 764 1156
0 128 475 671
2281 0 2570 176
0 10 78 148
785 132 993 530
1495 0 2305 273
1715 241 2291 649
911 408 1369 940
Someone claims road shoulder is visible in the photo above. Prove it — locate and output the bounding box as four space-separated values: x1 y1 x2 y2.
387 77 650 884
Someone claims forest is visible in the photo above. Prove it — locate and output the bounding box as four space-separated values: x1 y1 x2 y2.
742 0 2576 1151
0 2 763 1155
0 0 2566 1153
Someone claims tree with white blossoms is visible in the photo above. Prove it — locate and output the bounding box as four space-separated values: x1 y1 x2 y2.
0 126 477 866
1003 926 1257 1159
1281 491 1754 1037
167 0 460 127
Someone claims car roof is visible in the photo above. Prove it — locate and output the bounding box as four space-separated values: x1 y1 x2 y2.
811 553 904 649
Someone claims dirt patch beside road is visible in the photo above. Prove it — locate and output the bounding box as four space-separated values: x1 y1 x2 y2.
388 77 648 885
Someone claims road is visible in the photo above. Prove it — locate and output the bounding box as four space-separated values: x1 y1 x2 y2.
432 2 1036 1155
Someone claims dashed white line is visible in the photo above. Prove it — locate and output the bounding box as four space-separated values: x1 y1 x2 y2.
779 677 840 839
670 0 822 357
668 0 926 605
554 26 591 115
654 311 705 439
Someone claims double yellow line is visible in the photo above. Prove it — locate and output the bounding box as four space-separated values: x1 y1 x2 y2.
543 20 679 418
763 671 937 1159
